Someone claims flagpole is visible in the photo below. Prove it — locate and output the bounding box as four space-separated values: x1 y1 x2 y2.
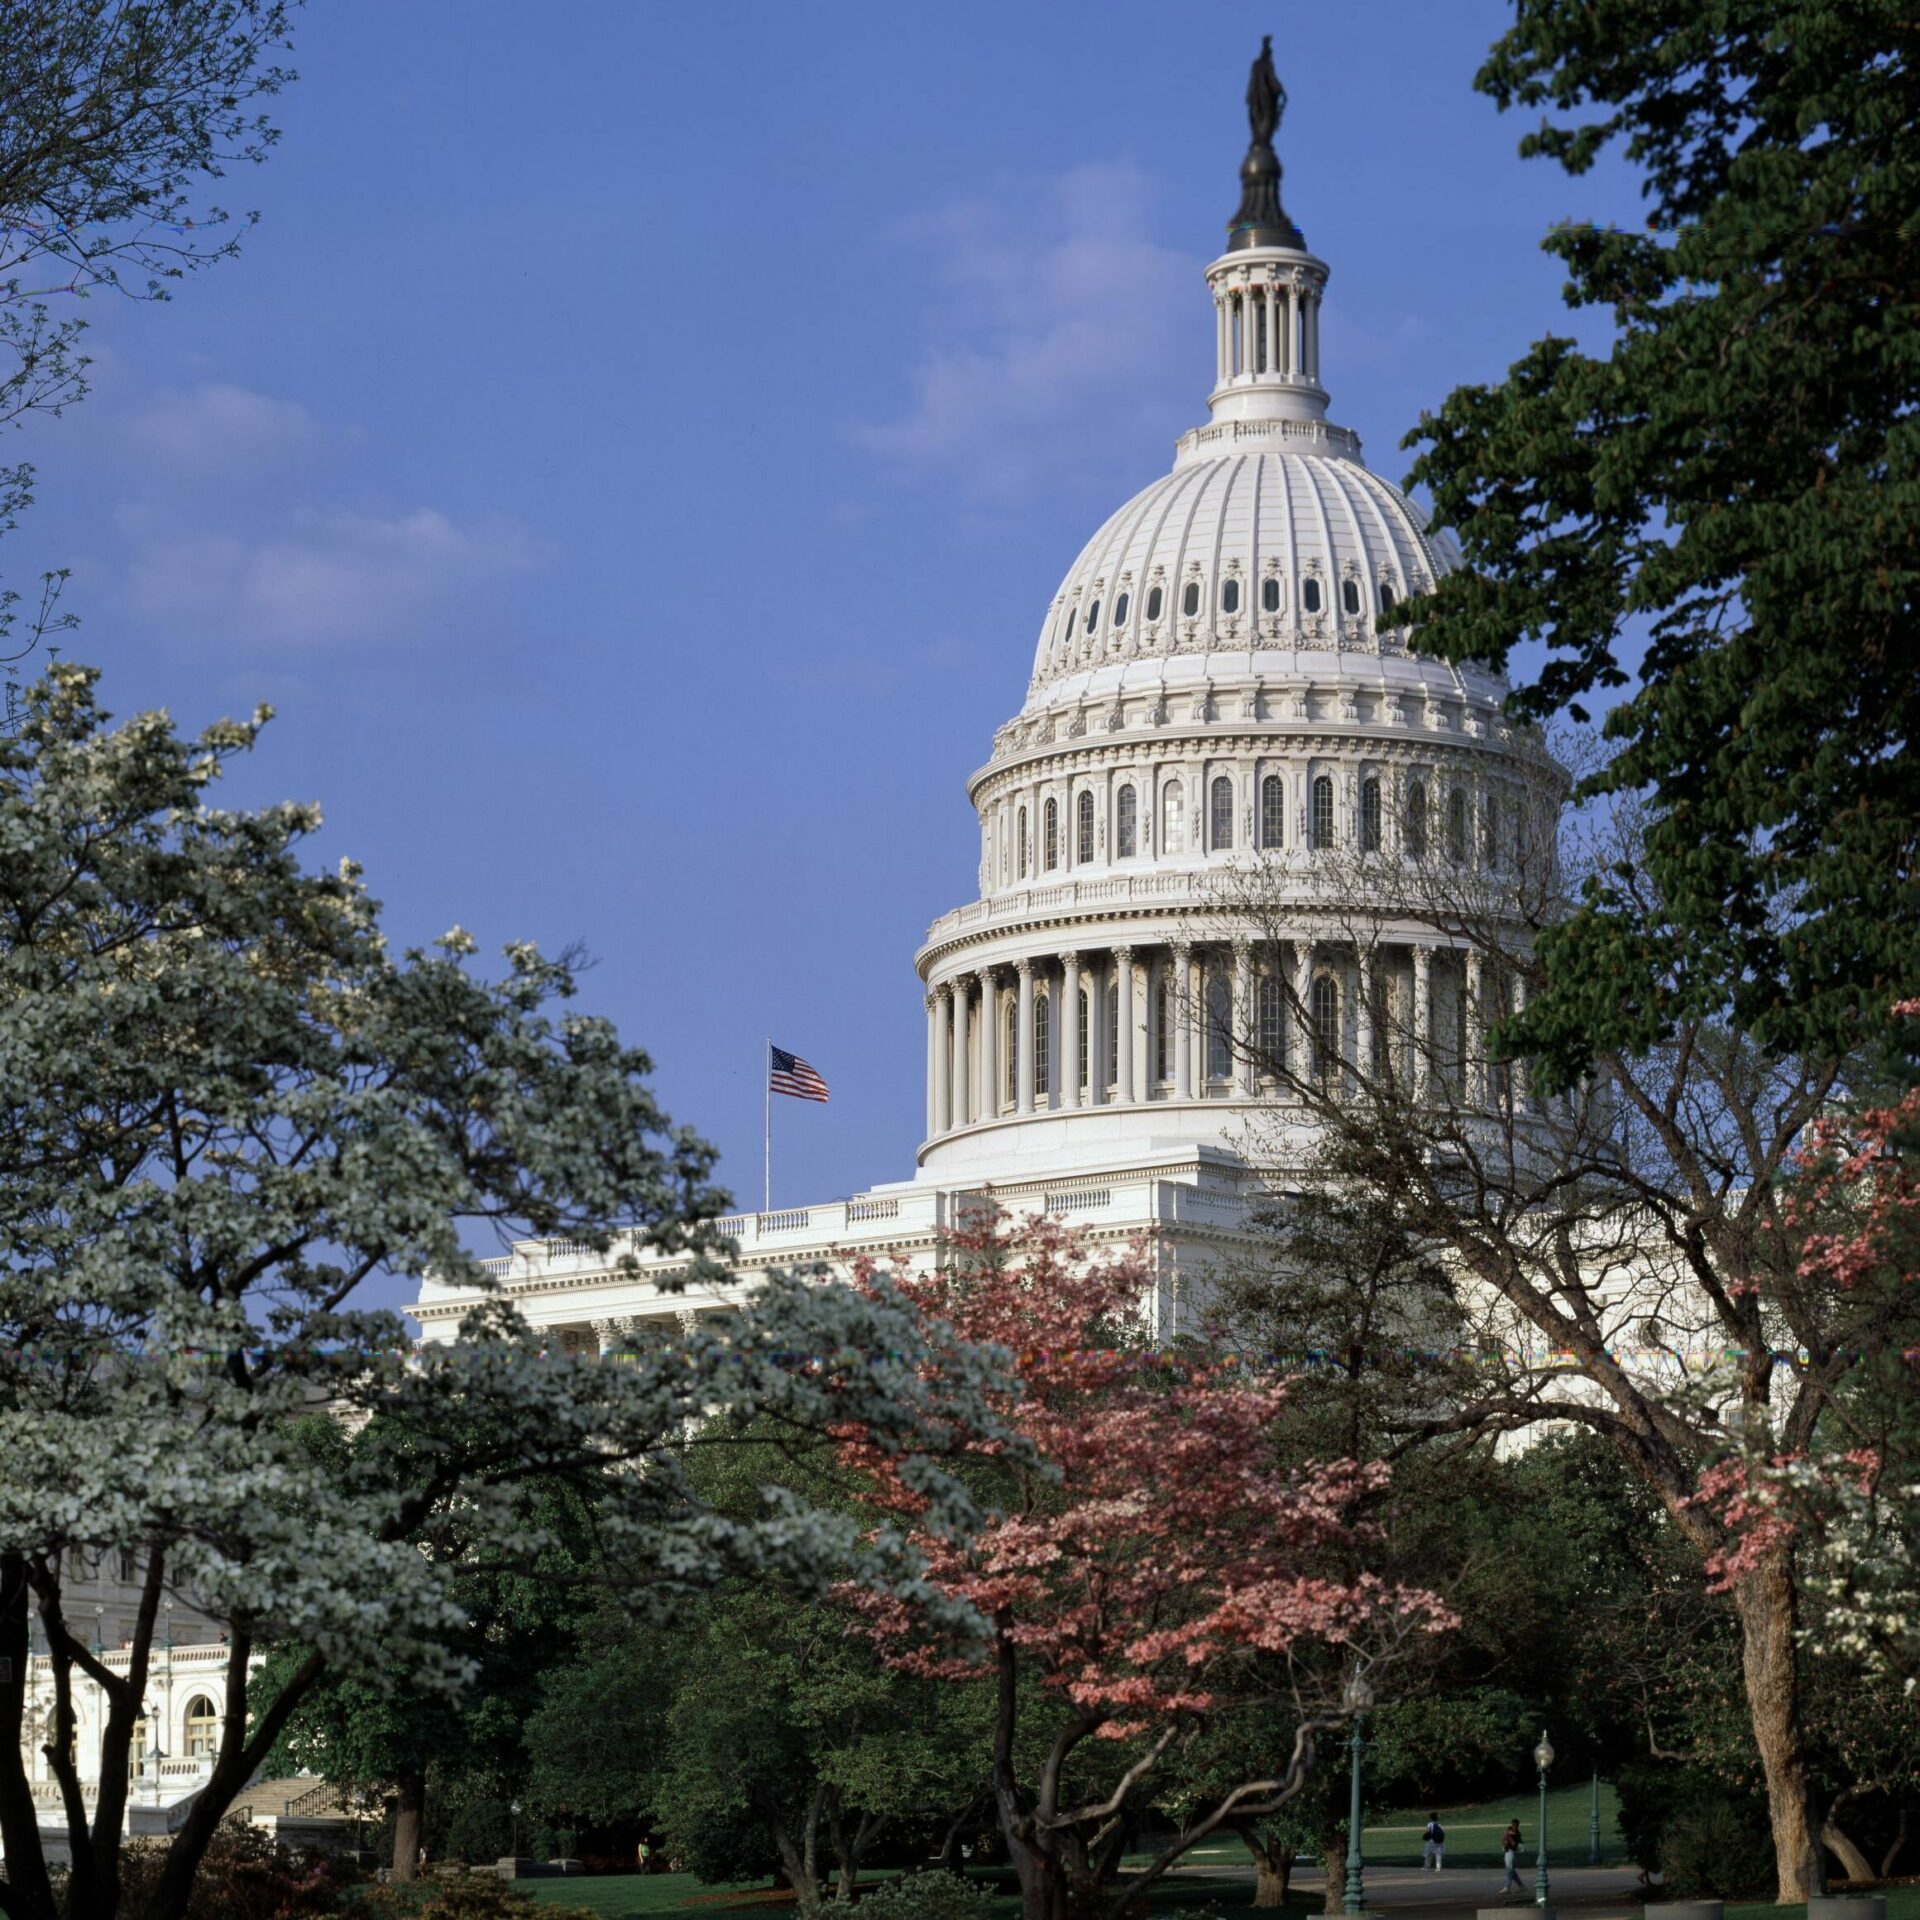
763 1037 772 1218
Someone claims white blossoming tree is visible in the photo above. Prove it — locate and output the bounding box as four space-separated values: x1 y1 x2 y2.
0 667 1013 1920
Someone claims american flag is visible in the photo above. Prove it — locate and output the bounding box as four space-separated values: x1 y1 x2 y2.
769 1045 830 1103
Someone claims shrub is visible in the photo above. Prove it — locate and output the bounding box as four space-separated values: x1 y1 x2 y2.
113 1826 356 1920
1659 1799 1773 1900
838 1869 996 1919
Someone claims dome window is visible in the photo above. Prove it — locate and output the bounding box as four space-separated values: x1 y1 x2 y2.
1116 785 1137 859
1341 578 1362 615
1146 586 1163 622
1206 969 1232 1081
1379 582 1397 612
1113 591 1129 627
1210 775 1234 850
1005 1000 1018 1104
1035 993 1051 1098
1301 577 1322 614
1085 599 1101 632
1447 789 1468 865
1017 805 1029 880
1043 797 1059 871
1360 777 1383 852
1262 577 1281 613
1077 986 1090 1091
1154 979 1171 1082
1076 790 1095 863
1181 580 1201 617
1260 774 1284 849
1221 579 1240 614
1311 975 1341 1080
1105 981 1119 1087
1405 781 1429 859
1161 783 1185 854
1258 972 1285 1071
1311 775 1335 851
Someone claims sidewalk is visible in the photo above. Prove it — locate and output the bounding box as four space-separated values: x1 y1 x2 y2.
1228 1861 1649 1916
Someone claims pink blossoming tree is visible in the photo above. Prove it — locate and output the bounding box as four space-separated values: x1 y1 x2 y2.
837 1210 1451 1920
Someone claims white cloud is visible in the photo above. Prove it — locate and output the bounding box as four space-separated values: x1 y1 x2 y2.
850 163 1196 505
124 504 544 648
124 382 324 476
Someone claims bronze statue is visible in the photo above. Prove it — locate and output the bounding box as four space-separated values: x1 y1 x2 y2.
1247 34 1286 147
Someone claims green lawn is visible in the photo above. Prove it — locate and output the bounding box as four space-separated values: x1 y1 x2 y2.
1364 1780 1629 1867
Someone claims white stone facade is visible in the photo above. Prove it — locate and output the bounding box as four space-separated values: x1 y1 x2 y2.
413 149 1552 1351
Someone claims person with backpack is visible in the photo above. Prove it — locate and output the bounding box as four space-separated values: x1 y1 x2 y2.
1502 1819 1524 1896
1422 1815 1446 1871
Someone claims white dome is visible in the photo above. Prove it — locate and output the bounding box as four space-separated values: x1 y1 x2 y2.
1028 432 1461 708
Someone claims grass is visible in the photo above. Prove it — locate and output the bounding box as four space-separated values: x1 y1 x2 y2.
1363 1780 1629 1867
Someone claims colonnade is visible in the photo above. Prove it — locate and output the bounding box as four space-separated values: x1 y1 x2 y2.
924 937 1523 1140
1212 273 1322 387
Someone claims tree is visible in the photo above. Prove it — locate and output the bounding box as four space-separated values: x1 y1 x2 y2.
1214 767 1901 1898
0 0 295 660
836 1210 1452 1920
1393 0 1920 1082
0 667 1018 1920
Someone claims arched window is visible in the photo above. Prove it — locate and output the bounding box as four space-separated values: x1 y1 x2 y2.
1077 987 1090 1091
1260 774 1284 849
1205 966 1232 1081
1034 994 1051 1098
1077 790 1095 864
1161 782 1185 854
1043 798 1059 871
1116 786 1137 858
1301 576 1323 613
1258 972 1285 1071
1221 578 1240 614
1360 777 1382 852
1084 599 1101 633
184 1696 219 1760
1446 789 1468 865
1182 580 1201 617
1379 581 1397 612
1341 577 1362 615
1210 775 1234 850
1311 975 1340 1080
1405 781 1429 859
1311 775 1334 850
1105 981 1119 1087
1016 805 1028 880
1145 585 1163 622
1005 1000 1018 1104
1262 576 1281 613
1154 979 1171 1082
130 1713 150 1782
1113 591 1129 627
1483 795 1501 871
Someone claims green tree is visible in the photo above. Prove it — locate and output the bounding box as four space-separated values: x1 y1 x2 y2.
1395 0 1919 1082
0 668 1016 1920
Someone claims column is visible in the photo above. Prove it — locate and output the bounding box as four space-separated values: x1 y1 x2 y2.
1412 945 1433 1105
1172 942 1194 1100
1262 283 1277 376
1233 939 1255 1096
592 1317 632 1356
1463 948 1484 1109
1015 960 1035 1115
1215 293 1229 386
1290 941 1313 1085
930 983 952 1132
925 990 942 1137
978 967 999 1119
1282 283 1297 375
1060 952 1082 1110
1088 958 1108 1105
1511 970 1529 1111
951 981 970 1128
1355 951 1376 1094
1305 290 1321 383
1114 946 1135 1105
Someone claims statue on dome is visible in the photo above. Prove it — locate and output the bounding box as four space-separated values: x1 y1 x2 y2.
1247 34 1286 147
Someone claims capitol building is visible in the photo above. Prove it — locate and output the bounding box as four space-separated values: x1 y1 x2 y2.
412 49 1552 1354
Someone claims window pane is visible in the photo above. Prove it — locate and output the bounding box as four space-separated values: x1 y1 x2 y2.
1155 981 1170 1081
1260 775 1284 849
1077 790 1094 863
1311 976 1340 1078
1044 798 1058 870
1146 586 1163 621
1302 577 1322 613
1447 789 1467 865
1222 578 1240 614
1360 778 1381 852
1105 983 1118 1085
1035 996 1050 1096
1211 775 1234 849
1341 578 1361 614
1114 591 1129 626
1017 806 1028 878
1117 787 1136 858
1206 969 1231 1081
1182 580 1200 616
1262 576 1280 613
1311 776 1334 850
1078 988 1090 1089
1258 974 1284 1069
1085 600 1100 632
1406 782 1428 859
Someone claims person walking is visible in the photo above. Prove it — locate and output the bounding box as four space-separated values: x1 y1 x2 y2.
1501 1819 1524 1897
1422 1814 1446 1872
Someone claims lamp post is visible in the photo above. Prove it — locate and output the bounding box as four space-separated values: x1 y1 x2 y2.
1533 1731 1555 1909
509 1799 522 1860
1343 1669 1375 1916
1589 1767 1601 1865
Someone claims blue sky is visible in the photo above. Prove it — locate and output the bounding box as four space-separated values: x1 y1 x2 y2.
16 2 1643 1295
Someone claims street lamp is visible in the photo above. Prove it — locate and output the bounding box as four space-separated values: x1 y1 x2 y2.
509 1799 522 1859
1589 1767 1601 1866
1343 1670 1375 1917
1533 1731 1555 1909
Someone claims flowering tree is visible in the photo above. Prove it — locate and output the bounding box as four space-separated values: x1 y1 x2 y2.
837 1211 1451 1920
0 668 1016 1920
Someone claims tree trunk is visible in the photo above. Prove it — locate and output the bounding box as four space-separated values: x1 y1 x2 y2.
1729 1550 1822 1901
1822 1821 1874 1884
1245 1835 1292 1909
1880 1800 1908 1878
1322 1838 1345 1915
391 1773 427 1883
